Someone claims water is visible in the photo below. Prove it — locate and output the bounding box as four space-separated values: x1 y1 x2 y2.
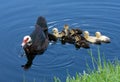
0 0 120 82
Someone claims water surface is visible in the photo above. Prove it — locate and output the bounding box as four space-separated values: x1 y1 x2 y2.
0 0 120 82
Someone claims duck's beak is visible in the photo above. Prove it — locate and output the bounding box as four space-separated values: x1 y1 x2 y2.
21 37 29 47
21 40 27 47
21 42 25 47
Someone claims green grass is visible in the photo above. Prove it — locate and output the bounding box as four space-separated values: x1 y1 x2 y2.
54 47 120 82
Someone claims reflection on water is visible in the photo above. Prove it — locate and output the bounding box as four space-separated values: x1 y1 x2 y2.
0 0 120 82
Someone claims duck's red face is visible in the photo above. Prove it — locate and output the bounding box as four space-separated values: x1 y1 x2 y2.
21 35 32 47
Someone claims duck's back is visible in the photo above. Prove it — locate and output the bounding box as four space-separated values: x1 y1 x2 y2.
30 25 48 54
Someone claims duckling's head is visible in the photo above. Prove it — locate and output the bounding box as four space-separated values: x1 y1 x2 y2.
59 31 65 37
84 31 89 38
70 29 75 35
75 35 81 41
52 28 58 34
64 24 69 30
95 32 101 38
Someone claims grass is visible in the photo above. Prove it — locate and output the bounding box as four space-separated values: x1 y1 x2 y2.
54 47 120 82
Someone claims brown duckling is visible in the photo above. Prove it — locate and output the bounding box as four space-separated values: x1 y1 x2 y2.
48 33 58 42
69 28 83 38
74 34 90 49
70 28 83 35
70 29 76 36
63 24 70 36
60 31 75 45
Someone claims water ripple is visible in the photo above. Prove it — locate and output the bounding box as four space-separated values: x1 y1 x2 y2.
1 0 120 82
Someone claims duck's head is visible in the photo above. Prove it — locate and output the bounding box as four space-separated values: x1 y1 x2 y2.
64 24 69 30
95 32 101 38
84 31 89 38
52 28 58 34
21 35 32 47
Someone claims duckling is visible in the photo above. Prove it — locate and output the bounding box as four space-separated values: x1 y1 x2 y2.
74 34 90 49
70 29 76 36
75 28 83 34
60 31 75 44
62 36 75 44
84 31 101 44
59 31 66 38
63 24 70 36
69 28 83 36
71 28 83 35
95 32 111 43
59 31 66 44
52 28 61 38
48 33 57 42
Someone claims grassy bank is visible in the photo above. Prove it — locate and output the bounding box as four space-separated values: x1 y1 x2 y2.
54 48 120 82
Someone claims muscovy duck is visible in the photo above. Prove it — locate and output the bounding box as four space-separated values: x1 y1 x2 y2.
74 34 90 49
21 16 49 69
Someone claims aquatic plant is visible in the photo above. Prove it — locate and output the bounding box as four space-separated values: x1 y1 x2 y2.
54 47 120 82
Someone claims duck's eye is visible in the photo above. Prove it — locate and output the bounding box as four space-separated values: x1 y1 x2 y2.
27 41 31 45
28 41 32 44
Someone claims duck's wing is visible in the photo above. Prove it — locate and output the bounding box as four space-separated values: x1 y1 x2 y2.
30 25 48 52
